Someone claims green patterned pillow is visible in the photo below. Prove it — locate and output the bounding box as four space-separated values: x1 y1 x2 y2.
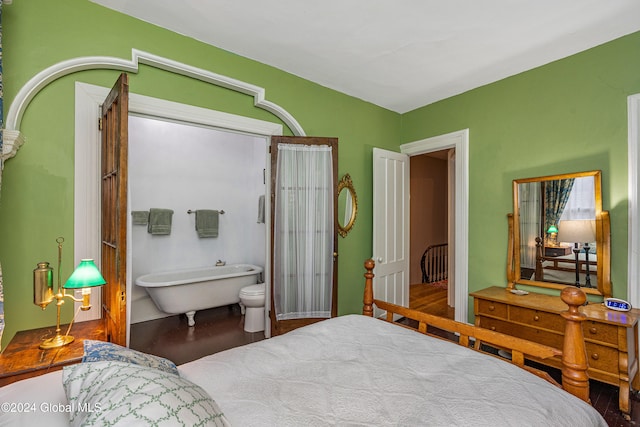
82 340 178 375
63 361 229 426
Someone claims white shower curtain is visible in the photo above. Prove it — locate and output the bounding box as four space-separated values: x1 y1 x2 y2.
273 143 334 320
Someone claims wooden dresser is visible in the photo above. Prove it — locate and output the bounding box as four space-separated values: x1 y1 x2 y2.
471 286 640 416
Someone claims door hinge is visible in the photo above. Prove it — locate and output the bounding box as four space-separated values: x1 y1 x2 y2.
98 117 103 131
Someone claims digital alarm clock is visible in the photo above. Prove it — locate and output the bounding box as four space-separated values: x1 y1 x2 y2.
604 298 632 312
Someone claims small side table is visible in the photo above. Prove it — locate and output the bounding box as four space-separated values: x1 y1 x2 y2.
544 245 572 257
0 319 105 387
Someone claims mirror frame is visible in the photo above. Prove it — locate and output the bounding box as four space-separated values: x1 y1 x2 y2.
337 173 358 237
510 170 611 297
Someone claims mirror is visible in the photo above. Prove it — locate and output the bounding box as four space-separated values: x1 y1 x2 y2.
511 170 611 297
337 174 358 237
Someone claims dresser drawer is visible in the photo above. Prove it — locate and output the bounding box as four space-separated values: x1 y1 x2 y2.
585 342 619 374
477 317 564 349
476 299 507 319
509 306 564 333
583 320 618 346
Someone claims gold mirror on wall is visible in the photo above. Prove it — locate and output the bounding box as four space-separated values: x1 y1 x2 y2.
337 174 358 237
509 170 611 297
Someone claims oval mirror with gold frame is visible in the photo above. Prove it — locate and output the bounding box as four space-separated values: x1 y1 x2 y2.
509 170 611 297
337 174 358 237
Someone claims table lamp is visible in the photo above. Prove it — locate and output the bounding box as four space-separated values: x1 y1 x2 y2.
33 237 106 349
557 220 596 288
546 225 559 247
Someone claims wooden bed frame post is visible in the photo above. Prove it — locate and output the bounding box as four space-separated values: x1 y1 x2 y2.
560 286 590 403
363 259 375 317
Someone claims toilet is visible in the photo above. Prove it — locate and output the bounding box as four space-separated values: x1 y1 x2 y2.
239 283 265 333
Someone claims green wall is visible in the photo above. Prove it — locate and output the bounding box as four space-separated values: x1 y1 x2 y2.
1 0 639 349
402 31 640 313
0 0 400 347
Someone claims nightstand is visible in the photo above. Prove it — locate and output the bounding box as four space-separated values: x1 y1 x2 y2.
544 245 572 257
0 319 105 387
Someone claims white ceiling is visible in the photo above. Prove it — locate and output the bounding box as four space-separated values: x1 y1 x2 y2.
91 0 640 113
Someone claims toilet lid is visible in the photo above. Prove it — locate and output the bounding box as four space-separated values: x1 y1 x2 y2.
240 283 265 296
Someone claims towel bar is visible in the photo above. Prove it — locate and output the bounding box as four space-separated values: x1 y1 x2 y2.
187 209 225 214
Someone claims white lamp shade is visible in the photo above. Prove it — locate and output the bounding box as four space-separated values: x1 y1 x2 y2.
557 220 596 244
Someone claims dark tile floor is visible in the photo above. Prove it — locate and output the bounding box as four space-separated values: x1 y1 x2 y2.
130 305 639 426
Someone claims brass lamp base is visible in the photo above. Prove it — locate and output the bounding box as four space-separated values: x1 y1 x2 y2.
39 334 74 349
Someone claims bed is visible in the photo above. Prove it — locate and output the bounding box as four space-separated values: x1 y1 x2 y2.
534 251 598 288
0 260 606 426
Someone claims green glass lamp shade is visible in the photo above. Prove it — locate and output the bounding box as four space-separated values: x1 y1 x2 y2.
547 225 559 234
63 259 106 289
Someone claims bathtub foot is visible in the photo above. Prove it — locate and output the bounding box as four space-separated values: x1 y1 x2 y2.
186 311 196 327
239 302 246 315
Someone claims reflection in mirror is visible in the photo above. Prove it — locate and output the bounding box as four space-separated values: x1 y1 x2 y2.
337 174 358 237
513 170 611 297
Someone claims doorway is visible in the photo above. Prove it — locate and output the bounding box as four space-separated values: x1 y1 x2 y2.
399 129 469 324
74 82 283 344
128 116 268 329
409 150 454 319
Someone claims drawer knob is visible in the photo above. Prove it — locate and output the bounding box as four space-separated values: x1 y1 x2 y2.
589 327 597 334
591 353 599 361
533 315 540 321
490 326 496 331
489 305 495 311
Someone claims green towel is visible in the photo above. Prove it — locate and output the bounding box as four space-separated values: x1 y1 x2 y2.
195 210 219 238
131 210 149 225
148 208 174 235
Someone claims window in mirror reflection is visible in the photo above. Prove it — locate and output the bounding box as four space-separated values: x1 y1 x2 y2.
559 177 595 221
518 176 596 286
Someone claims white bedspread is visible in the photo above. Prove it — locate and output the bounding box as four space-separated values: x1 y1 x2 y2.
0 314 606 426
179 314 606 427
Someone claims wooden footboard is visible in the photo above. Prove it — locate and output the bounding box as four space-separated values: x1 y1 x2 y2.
362 259 590 403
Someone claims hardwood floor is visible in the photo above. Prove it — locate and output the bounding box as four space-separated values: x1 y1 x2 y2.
409 282 454 319
131 298 638 426
130 304 264 365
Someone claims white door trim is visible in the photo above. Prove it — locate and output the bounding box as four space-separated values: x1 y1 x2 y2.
628 93 640 308
401 129 469 324
6 49 305 161
75 82 283 340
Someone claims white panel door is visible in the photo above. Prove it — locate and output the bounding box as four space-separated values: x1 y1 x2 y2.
372 148 410 318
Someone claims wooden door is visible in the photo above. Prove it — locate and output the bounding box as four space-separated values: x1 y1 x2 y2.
269 136 338 335
372 148 410 318
100 73 129 345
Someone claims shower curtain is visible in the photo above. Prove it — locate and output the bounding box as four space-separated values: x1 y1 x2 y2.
273 143 334 320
